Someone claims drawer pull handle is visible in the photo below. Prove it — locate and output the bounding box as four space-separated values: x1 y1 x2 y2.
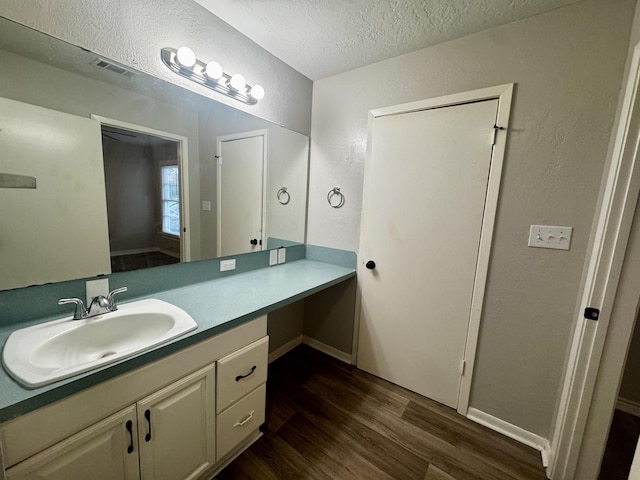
235 365 257 382
144 409 152 442
126 420 134 454
234 410 255 427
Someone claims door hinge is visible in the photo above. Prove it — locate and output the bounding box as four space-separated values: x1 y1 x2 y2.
584 307 600 321
215 155 221 165
460 359 466 376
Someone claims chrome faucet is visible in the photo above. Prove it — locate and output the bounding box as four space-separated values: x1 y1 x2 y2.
58 287 128 320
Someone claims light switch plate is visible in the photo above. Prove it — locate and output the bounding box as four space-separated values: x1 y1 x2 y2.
277 247 286 264
86 278 109 305
220 259 236 271
528 225 573 250
202 200 211 212
269 250 278 266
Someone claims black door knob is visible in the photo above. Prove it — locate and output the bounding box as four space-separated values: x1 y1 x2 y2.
250 239 258 245
366 260 376 270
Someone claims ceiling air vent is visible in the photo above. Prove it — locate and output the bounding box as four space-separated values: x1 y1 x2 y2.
93 58 136 77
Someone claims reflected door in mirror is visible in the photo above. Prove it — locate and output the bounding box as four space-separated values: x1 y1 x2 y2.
0 97 111 290
217 131 266 257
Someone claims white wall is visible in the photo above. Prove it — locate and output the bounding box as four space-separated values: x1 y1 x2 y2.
307 0 635 438
0 0 312 135
268 301 304 354
265 127 309 245
303 278 357 354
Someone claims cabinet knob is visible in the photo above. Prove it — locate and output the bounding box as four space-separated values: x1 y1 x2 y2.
250 239 258 245
366 260 376 270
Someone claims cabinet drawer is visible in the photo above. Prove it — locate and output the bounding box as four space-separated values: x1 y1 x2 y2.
216 384 266 460
216 336 268 413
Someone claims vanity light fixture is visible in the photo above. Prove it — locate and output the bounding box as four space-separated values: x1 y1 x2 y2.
161 47 265 105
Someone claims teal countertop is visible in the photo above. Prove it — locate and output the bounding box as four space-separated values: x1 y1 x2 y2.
0 257 355 423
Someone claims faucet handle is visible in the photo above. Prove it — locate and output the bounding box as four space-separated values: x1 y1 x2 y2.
107 287 128 311
58 298 88 320
87 295 111 316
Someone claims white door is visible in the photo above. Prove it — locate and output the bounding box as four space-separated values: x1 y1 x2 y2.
217 131 266 257
0 97 111 289
630 437 640 480
357 99 499 409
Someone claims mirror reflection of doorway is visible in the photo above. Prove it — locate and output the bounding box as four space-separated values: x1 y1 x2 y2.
100 125 182 273
599 310 640 479
216 130 267 257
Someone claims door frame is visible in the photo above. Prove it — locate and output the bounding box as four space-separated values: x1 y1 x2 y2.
91 115 191 262
548 41 640 479
353 84 513 415
216 129 268 257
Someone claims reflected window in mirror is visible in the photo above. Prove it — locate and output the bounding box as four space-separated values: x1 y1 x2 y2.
161 164 180 237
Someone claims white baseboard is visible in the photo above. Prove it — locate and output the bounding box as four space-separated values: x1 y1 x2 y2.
617 397 640 417
111 247 160 257
302 335 351 364
267 336 352 365
268 335 302 363
541 443 551 469
467 407 550 468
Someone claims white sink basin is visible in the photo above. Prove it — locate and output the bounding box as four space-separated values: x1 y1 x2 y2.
2 299 197 388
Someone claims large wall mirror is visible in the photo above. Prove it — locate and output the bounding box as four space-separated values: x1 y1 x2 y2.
0 16 309 291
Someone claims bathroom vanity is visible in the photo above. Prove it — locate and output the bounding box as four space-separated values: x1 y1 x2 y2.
2 317 267 480
0 248 356 479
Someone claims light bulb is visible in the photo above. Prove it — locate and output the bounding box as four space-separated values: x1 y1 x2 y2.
249 84 265 100
176 46 196 68
229 73 246 91
205 61 223 80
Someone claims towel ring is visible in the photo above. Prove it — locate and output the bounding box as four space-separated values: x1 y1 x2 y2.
327 187 345 208
277 186 290 205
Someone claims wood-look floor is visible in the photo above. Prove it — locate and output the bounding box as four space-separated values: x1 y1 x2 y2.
216 345 548 480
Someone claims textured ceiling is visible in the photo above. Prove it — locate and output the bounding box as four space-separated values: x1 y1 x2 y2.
193 0 584 80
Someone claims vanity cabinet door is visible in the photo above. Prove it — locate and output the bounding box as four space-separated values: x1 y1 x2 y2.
5 406 139 480
137 364 216 480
